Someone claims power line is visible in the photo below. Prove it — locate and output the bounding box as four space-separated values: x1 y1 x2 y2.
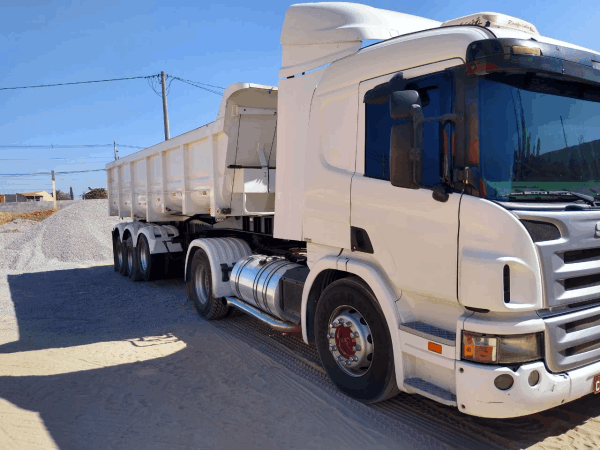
169 75 225 96
0 74 160 91
0 168 106 177
0 157 113 161
168 75 225 90
0 143 145 149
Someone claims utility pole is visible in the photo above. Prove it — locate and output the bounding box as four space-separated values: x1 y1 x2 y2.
51 170 57 211
161 71 170 141
69 186 74 200
114 140 118 160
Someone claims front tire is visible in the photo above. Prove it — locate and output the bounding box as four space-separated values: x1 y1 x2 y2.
314 277 399 404
186 249 229 320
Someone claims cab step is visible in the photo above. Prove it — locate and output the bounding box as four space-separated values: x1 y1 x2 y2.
398 321 456 346
404 377 457 406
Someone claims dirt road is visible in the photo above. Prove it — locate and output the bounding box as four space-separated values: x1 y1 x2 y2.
2 264 600 449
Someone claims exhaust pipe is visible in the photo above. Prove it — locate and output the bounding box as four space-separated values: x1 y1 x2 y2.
225 297 301 333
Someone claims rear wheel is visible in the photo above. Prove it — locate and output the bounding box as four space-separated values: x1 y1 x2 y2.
186 249 229 320
118 239 129 276
126 236 142 282
314 277 399 404
138 234 164 282
113 234 122 272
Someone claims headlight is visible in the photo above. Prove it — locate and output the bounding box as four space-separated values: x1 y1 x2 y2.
462 331 543 364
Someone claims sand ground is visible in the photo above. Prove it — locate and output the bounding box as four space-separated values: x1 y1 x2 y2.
2 202 600 449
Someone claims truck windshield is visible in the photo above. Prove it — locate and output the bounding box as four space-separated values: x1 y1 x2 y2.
478 75 600 201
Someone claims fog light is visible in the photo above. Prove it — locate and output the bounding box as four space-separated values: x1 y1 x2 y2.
528 370 540 386
494 374 514 390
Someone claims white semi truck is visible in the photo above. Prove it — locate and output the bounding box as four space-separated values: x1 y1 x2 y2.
107 2 600 418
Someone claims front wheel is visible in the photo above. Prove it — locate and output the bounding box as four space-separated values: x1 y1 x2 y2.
314 277 399 404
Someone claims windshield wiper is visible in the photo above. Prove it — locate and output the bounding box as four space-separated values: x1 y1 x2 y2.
508 190 600 206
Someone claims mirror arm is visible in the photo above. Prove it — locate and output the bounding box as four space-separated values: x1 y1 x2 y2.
417 113 463 189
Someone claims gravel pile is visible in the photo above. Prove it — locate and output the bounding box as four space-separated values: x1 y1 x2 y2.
0 200 124 272
0 219 40 249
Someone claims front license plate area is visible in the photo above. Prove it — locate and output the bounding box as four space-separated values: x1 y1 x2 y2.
594 374 600 394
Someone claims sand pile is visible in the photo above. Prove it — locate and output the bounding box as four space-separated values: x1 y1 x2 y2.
0 200 123 272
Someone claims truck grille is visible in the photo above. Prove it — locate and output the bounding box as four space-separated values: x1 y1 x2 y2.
515 209 600 372
515 211 600 309
544 304 600 372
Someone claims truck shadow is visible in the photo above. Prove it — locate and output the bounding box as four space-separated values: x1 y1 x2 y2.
0 265 196 354
2 266 600 449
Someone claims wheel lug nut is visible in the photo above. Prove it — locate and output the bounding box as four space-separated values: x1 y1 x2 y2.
338 318 344 323
352 356 358 361
331 322 338 328
345 359 352 365
352 332 359 338
328 333 335 338
337 355 344 361
352 345 361 351
329 345 338 352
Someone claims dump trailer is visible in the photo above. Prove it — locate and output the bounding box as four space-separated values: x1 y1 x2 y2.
107 2 600 418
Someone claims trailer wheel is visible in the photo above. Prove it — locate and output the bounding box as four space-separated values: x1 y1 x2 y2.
118 239 129 277
126 236 142 282
137 234 164 282
187 248 229 320
314 277 399 404
113 234 122 272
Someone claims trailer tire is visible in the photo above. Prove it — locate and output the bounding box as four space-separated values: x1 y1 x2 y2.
113 234 122 272
138 234 164 282
126 236 142 282
314 276 399 404
118 239 129 277
187 248 229 320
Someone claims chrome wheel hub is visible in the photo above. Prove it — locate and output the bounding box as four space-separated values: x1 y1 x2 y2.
194 265 210 305
327 306 374 377
140 244 149 271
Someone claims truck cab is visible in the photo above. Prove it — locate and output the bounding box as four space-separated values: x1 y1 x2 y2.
275 3 600 417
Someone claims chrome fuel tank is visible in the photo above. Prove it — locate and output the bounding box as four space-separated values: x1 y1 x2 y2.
230 255 304 321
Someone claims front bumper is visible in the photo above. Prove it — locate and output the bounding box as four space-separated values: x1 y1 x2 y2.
456 359 600 418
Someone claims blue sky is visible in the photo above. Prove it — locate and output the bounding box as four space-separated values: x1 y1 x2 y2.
1 0 598 197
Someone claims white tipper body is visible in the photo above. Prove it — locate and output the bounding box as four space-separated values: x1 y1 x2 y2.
107 3 600 417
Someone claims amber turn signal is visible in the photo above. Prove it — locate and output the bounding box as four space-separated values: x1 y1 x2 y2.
428 342 442 354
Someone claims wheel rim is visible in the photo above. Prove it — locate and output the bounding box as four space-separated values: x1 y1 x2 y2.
117 244 123 267
194 265 210 305
140 243 149 271
127 246 133 272
327 305 374 377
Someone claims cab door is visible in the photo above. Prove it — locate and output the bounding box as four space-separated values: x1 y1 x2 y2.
351 61 462 304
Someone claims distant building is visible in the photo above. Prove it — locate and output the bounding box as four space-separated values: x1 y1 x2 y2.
0 193 28 203
18 191 54 202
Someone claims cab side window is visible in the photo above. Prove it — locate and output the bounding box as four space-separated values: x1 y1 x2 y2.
364 71 453 185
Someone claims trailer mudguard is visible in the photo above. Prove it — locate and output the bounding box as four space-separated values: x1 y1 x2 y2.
134 225 183 254
184 238 252 298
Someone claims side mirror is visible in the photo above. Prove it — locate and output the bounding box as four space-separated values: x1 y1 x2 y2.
390 90 424 189
390 90 421 120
